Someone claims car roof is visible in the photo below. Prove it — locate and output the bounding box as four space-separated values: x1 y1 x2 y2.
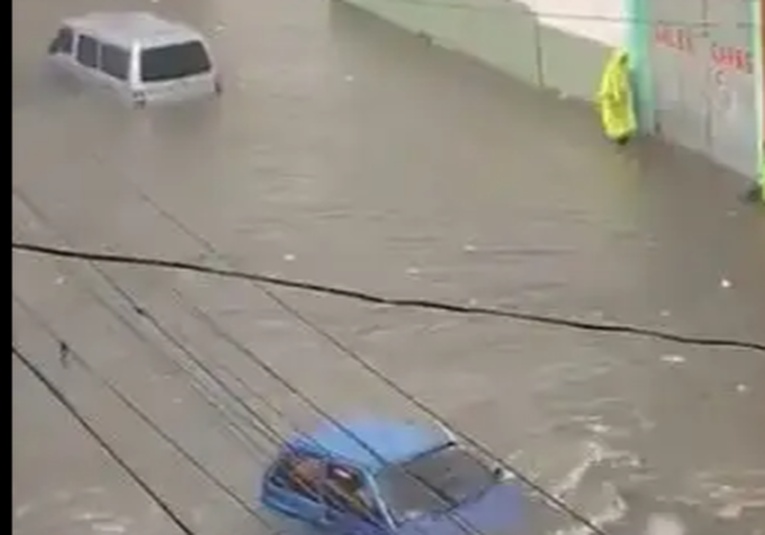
287 417 452 473
63 12 204 49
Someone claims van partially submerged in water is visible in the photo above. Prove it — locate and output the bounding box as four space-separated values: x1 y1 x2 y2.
47 12 221 106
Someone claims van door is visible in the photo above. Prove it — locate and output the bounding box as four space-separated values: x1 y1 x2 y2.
98 42 133 100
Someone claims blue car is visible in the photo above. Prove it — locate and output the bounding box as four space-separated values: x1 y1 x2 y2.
260 417 529 534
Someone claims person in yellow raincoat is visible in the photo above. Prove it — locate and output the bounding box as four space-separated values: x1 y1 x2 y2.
597 49 637 145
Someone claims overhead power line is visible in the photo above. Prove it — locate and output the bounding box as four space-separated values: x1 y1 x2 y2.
12 242 765 353
12 198 508 535
13 296 286 534
14 274 508 535
13 194 606 534
13 345 199 535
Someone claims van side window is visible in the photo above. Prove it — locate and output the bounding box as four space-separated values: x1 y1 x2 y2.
100 44 130 80
76 35 99 68
48 27 74 54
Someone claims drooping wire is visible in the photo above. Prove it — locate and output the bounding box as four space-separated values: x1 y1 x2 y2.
12 195 479 535
91 183 758 535
12 296 285 535
13 190 603 535
15 177 756 534
13 345 199 535
168 288 493 535
12 241 764 353
14 294 396 533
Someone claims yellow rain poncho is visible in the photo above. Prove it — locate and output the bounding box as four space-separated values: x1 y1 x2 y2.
596 49 637 143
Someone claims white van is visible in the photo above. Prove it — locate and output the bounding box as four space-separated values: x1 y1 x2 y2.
47 12 221 106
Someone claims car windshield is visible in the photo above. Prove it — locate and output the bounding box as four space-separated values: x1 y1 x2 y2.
374 444 497 524
140 41 211 82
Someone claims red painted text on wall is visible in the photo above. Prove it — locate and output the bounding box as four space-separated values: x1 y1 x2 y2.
710 43 753 74
654 25 694 53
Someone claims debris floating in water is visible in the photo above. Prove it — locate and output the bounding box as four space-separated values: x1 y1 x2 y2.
644 513 686 535
406 267 420 275
283 254 296 262
661 354 686 364
735 383 749 393
720 278 732 289
587 423 611 435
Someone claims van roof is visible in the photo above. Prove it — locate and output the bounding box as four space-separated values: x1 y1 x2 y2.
63 12 204 49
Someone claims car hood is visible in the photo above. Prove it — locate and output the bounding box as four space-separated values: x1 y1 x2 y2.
397 482 526 535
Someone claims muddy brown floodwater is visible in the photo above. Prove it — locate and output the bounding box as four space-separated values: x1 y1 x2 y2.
12 0 765 534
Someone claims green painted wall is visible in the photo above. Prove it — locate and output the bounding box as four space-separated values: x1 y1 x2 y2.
342 0 613 102
624 0 653 133
755 0 765 199
344 0 763 197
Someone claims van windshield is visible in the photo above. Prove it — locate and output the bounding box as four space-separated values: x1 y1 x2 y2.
140 41 211 82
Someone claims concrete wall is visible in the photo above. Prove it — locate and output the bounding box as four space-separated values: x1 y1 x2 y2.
340 0 620 102
341 0 764 191
633 0 759 183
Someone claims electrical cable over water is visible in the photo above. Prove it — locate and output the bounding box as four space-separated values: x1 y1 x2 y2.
12 198 537 534
14 290 530 535
12 345 199 535
14 188 758 535
13 254 571 534
12 241 765 353
13 194 609 533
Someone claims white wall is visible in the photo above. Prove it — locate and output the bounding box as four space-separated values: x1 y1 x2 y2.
516 0 626 46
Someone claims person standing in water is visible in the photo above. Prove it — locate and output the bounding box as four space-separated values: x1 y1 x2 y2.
597 49 637 145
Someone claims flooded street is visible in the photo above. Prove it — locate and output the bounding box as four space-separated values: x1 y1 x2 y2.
12 0 765 534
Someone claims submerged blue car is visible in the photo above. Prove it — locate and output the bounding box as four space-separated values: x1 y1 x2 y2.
260 417 528 534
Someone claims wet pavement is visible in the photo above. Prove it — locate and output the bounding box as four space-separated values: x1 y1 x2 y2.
12 0 765 534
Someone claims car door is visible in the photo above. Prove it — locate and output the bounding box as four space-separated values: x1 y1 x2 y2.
323 462 389 535
262 450 327 525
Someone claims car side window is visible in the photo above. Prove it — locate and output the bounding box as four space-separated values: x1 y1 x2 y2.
325 463 383 522
48 27 74 54
100 43 130 80
76 35 99 68
269 452 324 502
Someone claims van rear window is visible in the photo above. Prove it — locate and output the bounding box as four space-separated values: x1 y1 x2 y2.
140 41 211 82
